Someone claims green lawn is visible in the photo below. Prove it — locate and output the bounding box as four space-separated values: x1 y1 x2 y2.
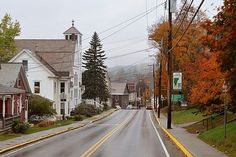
0 119 77 141
171 108 206 124
25 119 77 134
199 121 236 157
0 133 21 141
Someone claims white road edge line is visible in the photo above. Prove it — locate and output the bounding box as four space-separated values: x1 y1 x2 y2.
149 112 170 157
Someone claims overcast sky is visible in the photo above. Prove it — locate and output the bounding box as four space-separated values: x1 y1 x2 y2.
0 0 223 68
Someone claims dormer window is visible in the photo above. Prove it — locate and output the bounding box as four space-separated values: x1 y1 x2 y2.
22 60 28 71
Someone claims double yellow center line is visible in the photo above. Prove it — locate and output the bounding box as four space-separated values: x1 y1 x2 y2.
80 111 135 157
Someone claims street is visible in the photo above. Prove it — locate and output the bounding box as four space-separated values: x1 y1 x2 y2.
3 110 184 157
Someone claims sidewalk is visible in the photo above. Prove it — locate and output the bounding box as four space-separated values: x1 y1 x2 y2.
158 113 228 157
0 109 117 151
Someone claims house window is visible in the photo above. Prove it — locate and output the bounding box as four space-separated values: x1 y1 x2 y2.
74 88 78 98
60 82 65 93
34 82 40 93
22 60 28 71
17 79 21 87
60 82 66 101
60 103 65 115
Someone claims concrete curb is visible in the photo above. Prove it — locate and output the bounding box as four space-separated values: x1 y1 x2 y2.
0 109 118 154
153 111 193 157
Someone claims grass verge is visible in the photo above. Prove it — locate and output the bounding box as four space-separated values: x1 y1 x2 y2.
170 108 206 124
198 121 236 157
0 133 21 141
25 119 78 134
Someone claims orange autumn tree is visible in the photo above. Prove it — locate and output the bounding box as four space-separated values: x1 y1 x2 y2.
149 2 207 103
189 52 225 114
212 0 236 108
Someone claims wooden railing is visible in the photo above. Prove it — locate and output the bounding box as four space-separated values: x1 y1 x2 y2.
0 115 20 129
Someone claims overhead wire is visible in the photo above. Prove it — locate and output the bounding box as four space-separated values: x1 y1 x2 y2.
82 2 165 42
16 1 166 73
168 0 205 53
174 0 188 23
173 0 195 38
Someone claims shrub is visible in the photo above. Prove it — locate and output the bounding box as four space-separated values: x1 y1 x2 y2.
74 104 101 117
103 103 109 111
74 115 83 121
12 120 29 133
38 120 55 127
28 95 56 117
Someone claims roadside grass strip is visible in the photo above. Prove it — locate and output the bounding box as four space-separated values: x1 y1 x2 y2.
153 111 193 157
80 111 135 157
0 109 118 155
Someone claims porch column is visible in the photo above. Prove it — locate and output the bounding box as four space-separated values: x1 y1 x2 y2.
19 94 22 113
2 96 5 118
11 95 15 115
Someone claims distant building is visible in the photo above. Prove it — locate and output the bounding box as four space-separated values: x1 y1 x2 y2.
127 82 137 106
111 82 129 109
0 63 31 130
10 21 83 118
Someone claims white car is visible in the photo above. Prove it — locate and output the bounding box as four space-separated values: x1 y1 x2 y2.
126 105 132 109
115 105 121 109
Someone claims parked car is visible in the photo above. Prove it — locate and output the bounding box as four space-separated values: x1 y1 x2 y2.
146 105 154 110
126 105 133 109
115 105 121 110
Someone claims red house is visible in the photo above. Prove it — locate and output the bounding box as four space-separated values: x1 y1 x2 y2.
0 63 31 130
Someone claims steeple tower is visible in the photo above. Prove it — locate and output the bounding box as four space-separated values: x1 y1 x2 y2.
63 20 82 42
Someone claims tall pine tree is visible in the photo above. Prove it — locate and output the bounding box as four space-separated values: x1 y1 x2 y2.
82 32 109 102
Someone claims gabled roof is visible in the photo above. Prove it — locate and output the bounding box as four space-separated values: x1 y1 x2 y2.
63 26 82 35
0 63 22 87
15 39 76 76
111 82 129 95
0 63 31 93
0 84 25 95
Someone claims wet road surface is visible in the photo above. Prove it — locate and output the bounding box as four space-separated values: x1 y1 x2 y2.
3 110 184 157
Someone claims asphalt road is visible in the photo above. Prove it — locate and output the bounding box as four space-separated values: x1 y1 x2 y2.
3 110 184 157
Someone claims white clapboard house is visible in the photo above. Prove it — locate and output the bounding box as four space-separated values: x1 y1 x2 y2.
10 22 83 118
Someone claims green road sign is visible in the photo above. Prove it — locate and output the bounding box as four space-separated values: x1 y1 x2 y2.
172 94 183 102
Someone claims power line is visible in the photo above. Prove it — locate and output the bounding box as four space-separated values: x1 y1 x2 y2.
174 0 188 23
145 0 149 27
101 3 165 41
15 2 165 72
107 47 154 60
173 0 195 38
82 3 165 42
169 0 205 53
26 47 155 71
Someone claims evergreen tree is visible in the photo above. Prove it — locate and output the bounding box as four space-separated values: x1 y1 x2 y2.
82 32 109 102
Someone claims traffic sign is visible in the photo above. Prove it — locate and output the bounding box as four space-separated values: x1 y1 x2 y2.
173 72 182 90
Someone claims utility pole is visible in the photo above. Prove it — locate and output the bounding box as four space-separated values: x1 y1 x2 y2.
153 64 157 112
158 53 162 118
148 64 156 111
167 0 173 129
